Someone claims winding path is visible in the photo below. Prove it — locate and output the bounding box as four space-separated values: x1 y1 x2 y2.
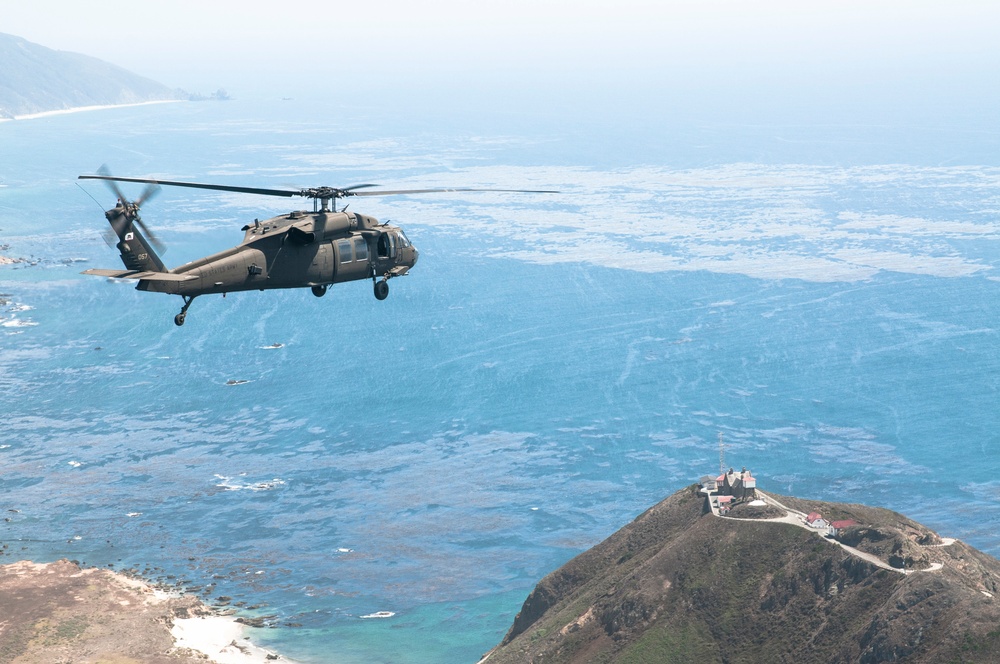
708 490 947 575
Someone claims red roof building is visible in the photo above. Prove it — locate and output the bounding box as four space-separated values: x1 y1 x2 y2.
805 512 828 528
829 519 858 533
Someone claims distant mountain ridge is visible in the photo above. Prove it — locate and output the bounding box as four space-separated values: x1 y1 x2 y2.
0 32 179 118
483 485 1000 663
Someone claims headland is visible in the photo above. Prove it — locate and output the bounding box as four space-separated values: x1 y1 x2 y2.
0 559 288 663
482 468 1000 663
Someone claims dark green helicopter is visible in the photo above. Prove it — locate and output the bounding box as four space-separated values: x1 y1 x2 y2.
79 169 555 325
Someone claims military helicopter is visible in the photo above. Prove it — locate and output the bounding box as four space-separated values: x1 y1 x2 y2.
79 170 555 326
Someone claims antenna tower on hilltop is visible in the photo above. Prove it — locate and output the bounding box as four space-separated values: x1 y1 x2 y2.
718 432 726 475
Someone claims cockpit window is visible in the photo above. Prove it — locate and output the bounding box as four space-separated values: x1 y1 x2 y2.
377 232 397 259
398 231 411 248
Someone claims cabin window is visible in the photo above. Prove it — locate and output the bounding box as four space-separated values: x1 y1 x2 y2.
338 239 353 263
354 237 368 261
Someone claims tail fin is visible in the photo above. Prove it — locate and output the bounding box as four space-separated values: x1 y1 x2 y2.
106 204 166 273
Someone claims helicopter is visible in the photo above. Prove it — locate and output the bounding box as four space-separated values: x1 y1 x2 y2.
79 170 556 326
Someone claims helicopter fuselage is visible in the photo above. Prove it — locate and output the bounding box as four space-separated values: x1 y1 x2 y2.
135 209 418 297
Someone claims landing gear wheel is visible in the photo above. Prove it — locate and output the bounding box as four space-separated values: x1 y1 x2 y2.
374 280 389 301
174 295 196 326
311 285 328 297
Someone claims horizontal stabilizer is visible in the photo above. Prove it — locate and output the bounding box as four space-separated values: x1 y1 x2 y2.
82 268 142 278
82 268 197 282
132 271 198 282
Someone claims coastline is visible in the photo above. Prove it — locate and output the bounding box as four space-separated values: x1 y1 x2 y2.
0 99 184 123
0 558 290 663
173 613 285 664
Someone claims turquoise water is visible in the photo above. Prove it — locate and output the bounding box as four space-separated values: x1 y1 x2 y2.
1 98 999 662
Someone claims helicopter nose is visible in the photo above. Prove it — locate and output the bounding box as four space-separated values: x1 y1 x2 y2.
411 246 419 266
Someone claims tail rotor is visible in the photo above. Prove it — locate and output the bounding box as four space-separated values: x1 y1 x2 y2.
96 165 166 254
85 165 168 272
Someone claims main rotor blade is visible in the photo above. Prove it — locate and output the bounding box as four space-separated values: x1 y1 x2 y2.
79 175 560 200
346 187 560 197
79 174 299 199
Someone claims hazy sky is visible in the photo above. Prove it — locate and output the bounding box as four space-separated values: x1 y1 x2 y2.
4 1 1000 118
5 2 998 80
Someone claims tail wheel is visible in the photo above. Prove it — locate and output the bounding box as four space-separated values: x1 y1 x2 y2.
374 280 389 300
311 285 328 297
174 313 186 326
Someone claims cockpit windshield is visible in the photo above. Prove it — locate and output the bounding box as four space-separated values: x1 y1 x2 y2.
398 230 411 248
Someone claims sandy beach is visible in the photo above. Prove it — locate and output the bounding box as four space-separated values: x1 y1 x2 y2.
0 99 183 122
173 614 284 663
0 558 289 663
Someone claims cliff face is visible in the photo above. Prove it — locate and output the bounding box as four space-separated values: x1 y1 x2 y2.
0 33 178 118
485 486 1000 664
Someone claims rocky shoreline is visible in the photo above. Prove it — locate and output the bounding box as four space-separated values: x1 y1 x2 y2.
0 559 288 663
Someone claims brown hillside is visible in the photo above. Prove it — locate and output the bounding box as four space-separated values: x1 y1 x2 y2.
483 486 1000 664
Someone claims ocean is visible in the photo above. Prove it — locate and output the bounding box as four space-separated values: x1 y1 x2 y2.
1 96 999 663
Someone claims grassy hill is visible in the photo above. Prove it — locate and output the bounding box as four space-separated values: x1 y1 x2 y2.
484 486 1000 663
0 32 178 118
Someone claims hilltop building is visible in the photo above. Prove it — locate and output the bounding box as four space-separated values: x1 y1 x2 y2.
829 519 859 537
805 513 828 529
716 467 758 502
699 465 758 514
696 462 866 540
